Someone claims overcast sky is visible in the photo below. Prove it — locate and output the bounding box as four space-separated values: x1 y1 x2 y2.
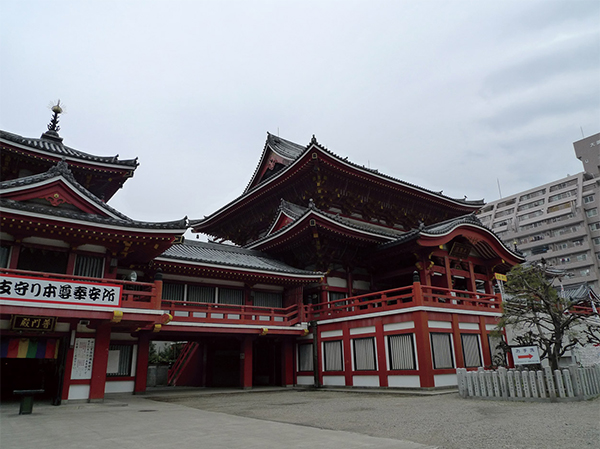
1 1 599 235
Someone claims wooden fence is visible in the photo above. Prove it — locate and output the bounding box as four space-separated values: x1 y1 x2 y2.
457 365 600 402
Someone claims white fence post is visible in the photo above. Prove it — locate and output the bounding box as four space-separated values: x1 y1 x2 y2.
522 370 531 398
569 365 582 398
528 371 538 398
492 371 501 397
507 371 515 398
485 371 494 398
499 368 508 399
536 370 546 398
467 372 475 397
562 369 574 398
554 369 566 398
514 371 523 398
544 366 556 400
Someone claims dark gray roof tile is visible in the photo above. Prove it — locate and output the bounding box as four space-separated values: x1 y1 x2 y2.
159 240 323 276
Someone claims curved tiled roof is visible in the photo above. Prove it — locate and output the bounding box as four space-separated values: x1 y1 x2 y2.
158 240 323 277
0 130 138 168
271 199 406 239
1 161 187 230
0 198 188 230
1 160 131 220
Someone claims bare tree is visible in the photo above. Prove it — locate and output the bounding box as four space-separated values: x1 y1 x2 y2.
497 264 600 371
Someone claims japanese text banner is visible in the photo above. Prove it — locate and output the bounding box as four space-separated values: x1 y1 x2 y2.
0 274 122 308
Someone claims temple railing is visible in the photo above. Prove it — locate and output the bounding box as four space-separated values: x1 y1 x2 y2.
160 300 302 326
305 283 502 321
0 268 160 309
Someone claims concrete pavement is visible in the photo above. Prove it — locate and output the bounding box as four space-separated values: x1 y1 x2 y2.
0 391 438 449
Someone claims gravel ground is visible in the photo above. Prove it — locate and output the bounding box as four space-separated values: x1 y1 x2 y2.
154 389 599 449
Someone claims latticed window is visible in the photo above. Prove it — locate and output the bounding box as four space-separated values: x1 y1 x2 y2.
431 333 454 369
298 344 313 372
323 340 343 371
187 285 215 303
107 344 133 377
253 291 283 308
74 255 104 278
163 283 185 301
218 288 244 305
388 334 416 370
353 337 376 371
461 334 482 368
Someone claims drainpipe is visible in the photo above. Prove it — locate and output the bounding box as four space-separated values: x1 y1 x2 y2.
310 320 320 388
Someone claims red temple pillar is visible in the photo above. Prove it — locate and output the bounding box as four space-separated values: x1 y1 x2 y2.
134 333 150 394
241 336 253 389
89 322 110 401
414 310 434 388
281 339 295 387
479 316 492 367
451 315 464 368
8 243 20 269
375 321 388 387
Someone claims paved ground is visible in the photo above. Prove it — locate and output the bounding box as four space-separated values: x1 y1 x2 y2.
152 388 600 449
1 388 598 449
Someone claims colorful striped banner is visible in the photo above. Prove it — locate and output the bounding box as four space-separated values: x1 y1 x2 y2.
0 338 59 359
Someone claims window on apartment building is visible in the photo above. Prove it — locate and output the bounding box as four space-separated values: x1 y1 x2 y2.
586 208 598 218
518 210 543 222
461 334 482 368
549 179 578 192
253 291 283 308
548 190 577 203
0 246 10 268
584 195 595 204
388 334 416 370
107 344 133 377
219 288 244 305
162 283 185 302
520 189 546 201
497 198 516 208
478 205 493 214
73 255 105 278
187 285 216 303
547 202 573 214
554 242 569 251
590 223 600 232
323 340 343 371
492 220 508 229
298 344 313 372
594 237 600 246
494 208 514 218
597 253 600 262
517 199 544 212
576 253 587 262
430 333 454 369
353 337 376 371
580 269 591 277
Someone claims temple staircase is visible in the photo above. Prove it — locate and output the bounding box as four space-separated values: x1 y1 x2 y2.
167 341 199 386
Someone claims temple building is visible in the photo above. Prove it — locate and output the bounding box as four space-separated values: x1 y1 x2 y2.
0 108 523 404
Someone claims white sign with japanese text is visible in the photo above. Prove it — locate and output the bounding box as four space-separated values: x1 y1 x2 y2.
72 338 95 380
511 345 541 365
0 274 121 307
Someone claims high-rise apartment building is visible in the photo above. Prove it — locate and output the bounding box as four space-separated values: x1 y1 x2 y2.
478 133 600 292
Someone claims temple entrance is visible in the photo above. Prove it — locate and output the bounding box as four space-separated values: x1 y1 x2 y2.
206 337 240 388
0 336 66 404
253 338 282 386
